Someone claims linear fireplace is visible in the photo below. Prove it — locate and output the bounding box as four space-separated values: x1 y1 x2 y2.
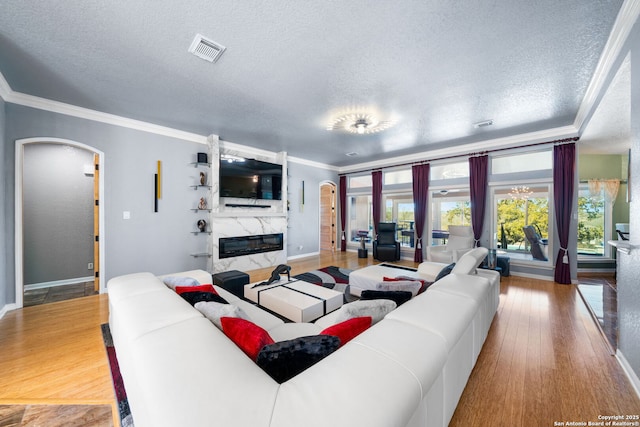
219 233 284 259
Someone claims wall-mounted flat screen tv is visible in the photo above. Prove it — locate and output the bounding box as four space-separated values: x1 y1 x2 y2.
219 156 283 200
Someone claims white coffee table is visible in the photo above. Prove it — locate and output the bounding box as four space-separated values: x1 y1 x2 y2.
244 279 343 323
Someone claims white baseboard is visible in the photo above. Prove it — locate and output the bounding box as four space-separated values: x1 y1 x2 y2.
577 268 616 273
287 251 320 261
509 271 555 282
24 276 94 291
0 303 18 320
616 349 640 400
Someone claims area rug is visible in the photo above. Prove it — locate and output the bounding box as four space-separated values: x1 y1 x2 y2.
101 324 135 427
292 266 357 303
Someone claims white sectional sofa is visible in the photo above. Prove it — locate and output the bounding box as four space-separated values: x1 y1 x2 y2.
107 248 499 427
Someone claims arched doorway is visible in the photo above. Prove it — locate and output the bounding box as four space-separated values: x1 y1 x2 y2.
15 138 105 308
320 182 337 251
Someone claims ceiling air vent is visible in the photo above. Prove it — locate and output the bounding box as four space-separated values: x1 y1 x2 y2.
189 34 226 63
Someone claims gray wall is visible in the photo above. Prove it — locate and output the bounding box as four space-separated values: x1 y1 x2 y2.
23 143 95 284
0 97 6 310
286 161 338 258
0 103 338 308
3 104 211 304
617 17 640 384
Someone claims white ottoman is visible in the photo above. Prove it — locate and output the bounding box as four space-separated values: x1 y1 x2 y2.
349 264 425 296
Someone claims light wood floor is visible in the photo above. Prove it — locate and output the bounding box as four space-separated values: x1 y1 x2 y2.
1 251 638 426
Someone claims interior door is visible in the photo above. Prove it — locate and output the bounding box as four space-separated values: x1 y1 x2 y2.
320 183 337 251
93 153 100 291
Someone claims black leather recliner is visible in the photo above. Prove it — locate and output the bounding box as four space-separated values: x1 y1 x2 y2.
373 222 401 261
523 225 548 261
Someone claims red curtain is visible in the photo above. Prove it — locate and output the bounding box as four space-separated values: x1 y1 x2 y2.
372 170 382 236
339 175 347 251
469 155 488 247
553 143 575 284
412 164 430 263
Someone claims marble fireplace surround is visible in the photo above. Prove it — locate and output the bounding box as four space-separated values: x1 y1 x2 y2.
207 136 288 274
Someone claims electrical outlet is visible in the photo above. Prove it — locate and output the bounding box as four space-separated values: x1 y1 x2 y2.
88 262 94 270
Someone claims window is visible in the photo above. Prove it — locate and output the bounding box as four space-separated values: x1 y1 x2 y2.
384 169 412 185
349 175 371 188
348 195 372 243
431 161 469 181
431 189 470 245
577 185 606 257
491 151 552 174
494 185 550 262
384 194 415 247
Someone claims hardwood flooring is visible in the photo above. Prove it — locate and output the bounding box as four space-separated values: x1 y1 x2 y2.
1 251 638 426
0 293 116 425
450 273 639 426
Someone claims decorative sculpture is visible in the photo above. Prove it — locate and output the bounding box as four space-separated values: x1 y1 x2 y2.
251 264 292 288
198 197 207 210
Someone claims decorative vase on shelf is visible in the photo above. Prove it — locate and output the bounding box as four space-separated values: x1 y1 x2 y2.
197 219 207 232
199 171 207 185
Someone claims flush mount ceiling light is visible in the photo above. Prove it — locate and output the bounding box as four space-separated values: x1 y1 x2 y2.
326 110 397 135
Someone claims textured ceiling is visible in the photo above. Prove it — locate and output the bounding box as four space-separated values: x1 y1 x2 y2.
580 55 631 155
0 0 626 166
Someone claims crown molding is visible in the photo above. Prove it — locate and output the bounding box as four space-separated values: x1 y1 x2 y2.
0 70 208 144
338 125 578 174
0 71 11 101
1 72 339 171
574 0 640 132
288 155 339 171
218 139 281 159
217 137 338 171
3 0 635 173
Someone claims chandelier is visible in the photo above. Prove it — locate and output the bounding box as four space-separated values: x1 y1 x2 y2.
508 186 533 200
326 109 397 135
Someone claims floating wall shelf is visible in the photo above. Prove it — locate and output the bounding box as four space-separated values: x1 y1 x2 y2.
190 253 212 258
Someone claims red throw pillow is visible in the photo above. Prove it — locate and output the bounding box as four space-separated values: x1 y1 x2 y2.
383 276 429 294
175 284 217 295
320 316 372 346
220 317 275 360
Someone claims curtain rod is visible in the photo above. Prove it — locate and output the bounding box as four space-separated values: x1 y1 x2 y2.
339 136 579 176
